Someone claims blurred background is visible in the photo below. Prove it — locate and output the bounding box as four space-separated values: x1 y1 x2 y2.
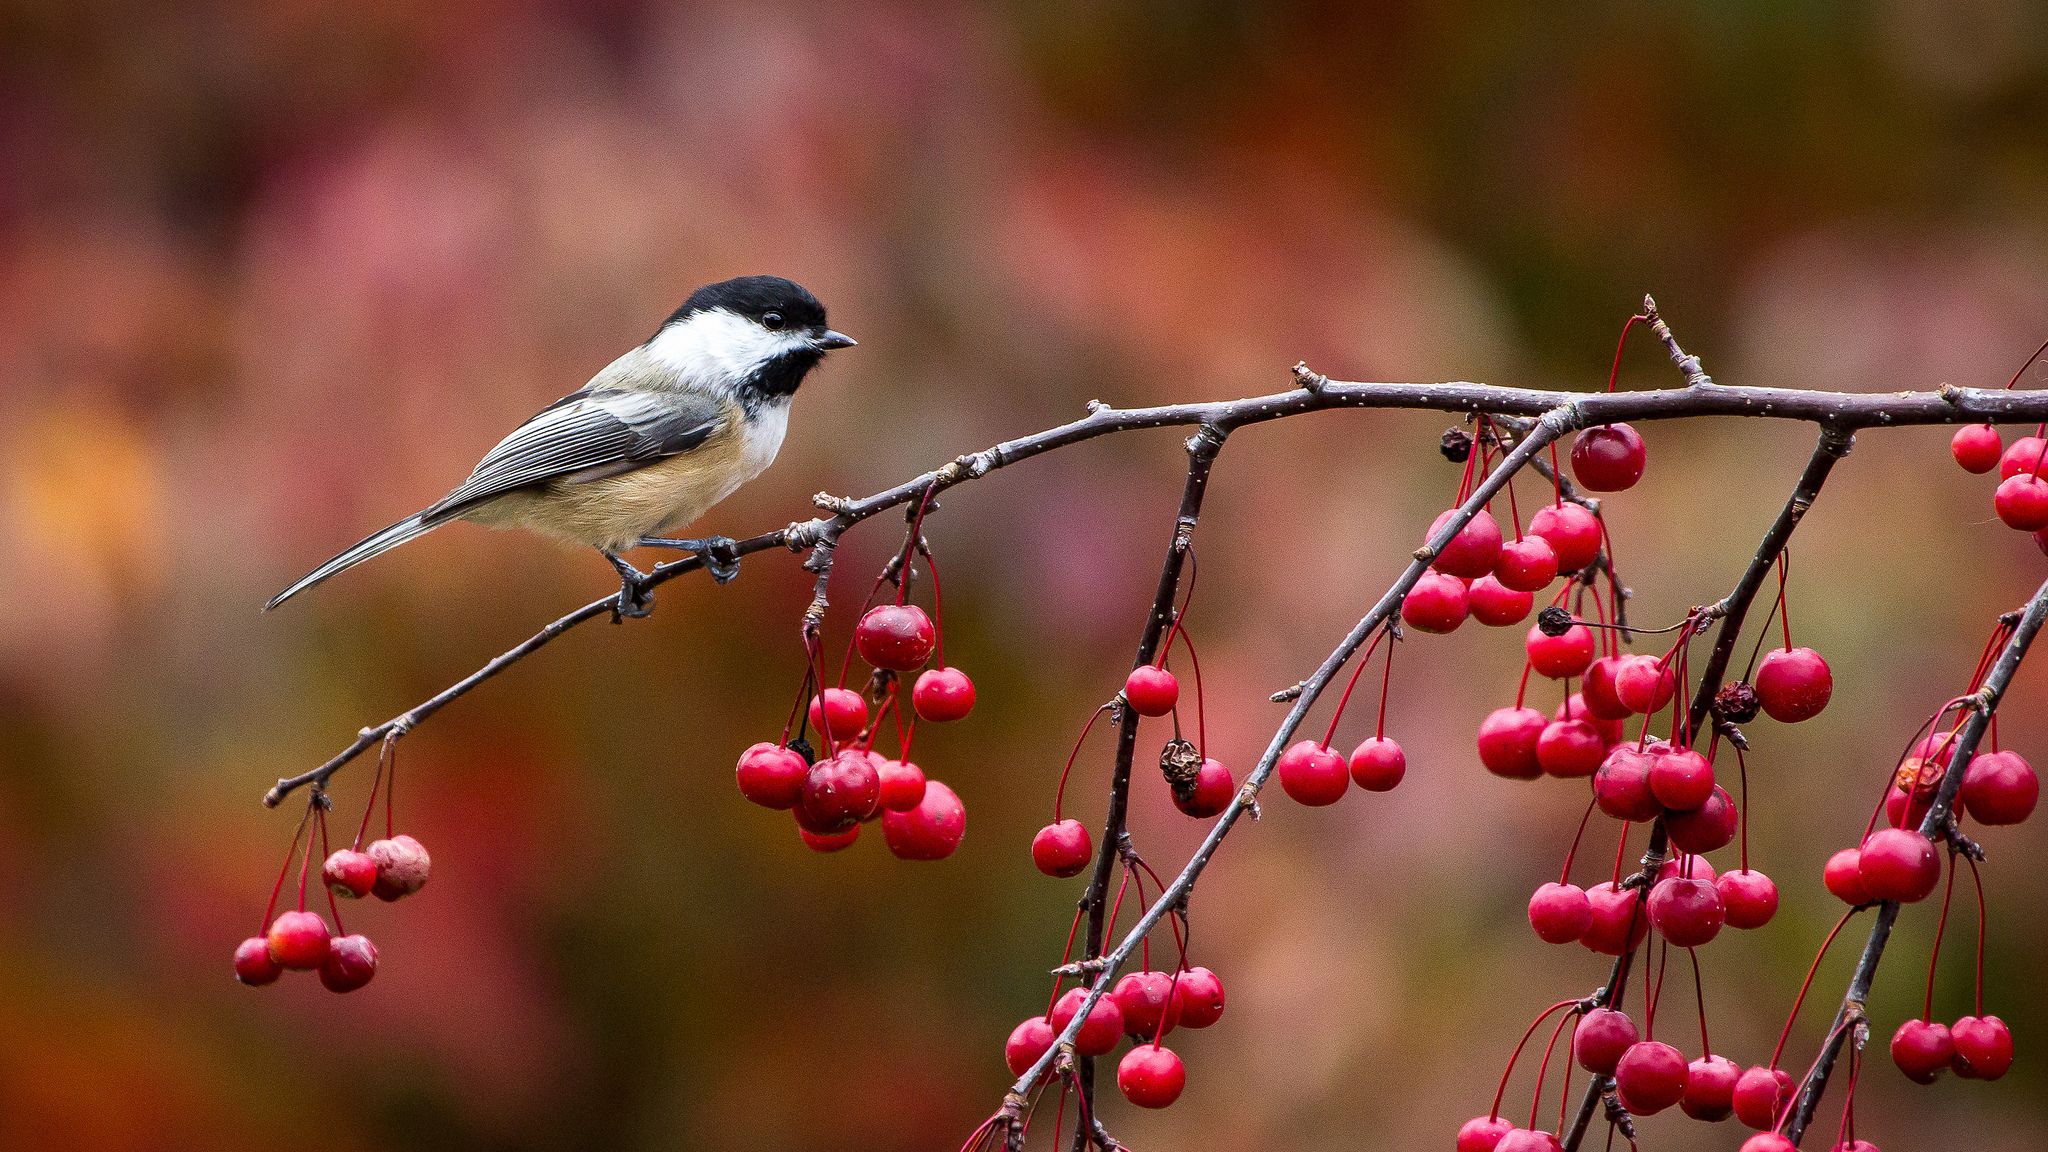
4 1 2048 1149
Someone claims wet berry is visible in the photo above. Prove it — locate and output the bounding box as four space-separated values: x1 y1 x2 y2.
911 667 976 722
854 603 936 671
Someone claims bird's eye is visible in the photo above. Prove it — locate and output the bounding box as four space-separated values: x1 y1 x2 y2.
762 312 785 331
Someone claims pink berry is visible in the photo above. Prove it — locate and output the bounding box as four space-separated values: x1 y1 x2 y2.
1741 1136 1797 1152
1468 575 1534 626
1495 536 1559 592
911 667 976 722
1430 508 1504 579
880 779 965 860
853 603 936 671
1402 570 1471 633
1032 819 1093 877
1858 828 1940 903
1665 786 1738 854
1593 745 1662 822
234 936 283 986
1005 1016 1054 1076
793 750 882 834
1950 1014 2014 1080
1476 706 1547 779
799 823 860 852
1582 883 1649 956
366 834 430 902
1347 736 1406 792
1573 1007 1639 1075
1051 986 1124 1056
1124 665 1180 716
1116 1043 1185 1108
1649 747 1715 811
1537 719 1606 778
1681 1053 1740 1121
318 933 378 993
1614 1040 1689 1115
1733 1065 1793 1130
1570 423 1647 491
1557 694 1624 746
1527 882 1592 944
1890 1018 1953 1084
1613 654 1676 714
1112 971 1182 1038
1277 739 1349 805
808 688 869 740
1647 876 1725 947
322 848 378 899
1998 473 2048 530
1526 623 1595 680
1457 1116 1515 1152
874 757 929 812
1581 656 1633 720
1717 869 1780 930
1961 749 2038 825
735 742 810 809
1952 424 2002 473
1171 966 1226 1028
1754 647 1832 722
1173 757 1235 817
1529 502 1603 573
1824 848 1872 904
1495 1131 1563 1152
1999 435 2048 478
266 910 332 970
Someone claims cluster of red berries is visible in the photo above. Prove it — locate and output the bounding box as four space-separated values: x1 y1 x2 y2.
1952 426 2048 549
1003 965 1227 1109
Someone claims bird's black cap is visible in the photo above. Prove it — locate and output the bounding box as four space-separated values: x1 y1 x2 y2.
664 275 828 333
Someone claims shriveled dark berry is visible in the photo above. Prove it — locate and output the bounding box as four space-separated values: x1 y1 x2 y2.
1441 428 1473 463
1713 682 1760 724
1537 606 1576 638
1159 737 1202 800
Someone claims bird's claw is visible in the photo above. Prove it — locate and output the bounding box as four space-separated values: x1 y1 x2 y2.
701 536 741 584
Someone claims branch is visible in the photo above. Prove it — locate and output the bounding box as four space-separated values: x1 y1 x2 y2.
1779 576 2048 1143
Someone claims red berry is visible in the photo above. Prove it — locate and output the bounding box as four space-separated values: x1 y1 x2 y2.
266 910 332 970
1495 536 1559 592
1648 748 1715 811
1858 828 1940 903
799 823 860 852
1999 435 2048 478
1741 1136 1797 1152
1570 423 1647 491
318 933 378 993
365 834 430 902
1005 1016 1055 1076
1582 883 1650 956
1468 575 1534 626
1890 1018 1953 1084
1171 966 1225 1027
1573 1007 1639 1074
809 688 869 740
1174 757 1236 817
1457 1116 1515 1152
1402 570 1471 633
1754 647 1832 722
1529 503 1602 573
1961 749 2037 825
1681 1054 1740 1121
1733 1065 1793 1130
735 742 809 809
854 603 936 671
1885 778 1936 831
1647 876 1725 947
1613 655 1676 714
794 751 882 834
1051 986 1124 1056
323 849 378 899
1277 739 1349 805
1951 424 2002 473
911 667 976 722
1476 707 1547 779
1717 869 1780 930
1537 720 1605 778
1495 1131 1563 1152
875 757 929 812
1347 736 1406 792
1996 473 2048 529
1657 854 1717 885
1430 508 1504 579
1593 745 1662 821
1124 665 1180 716
1581 656 1633 720
1824 847 1872 904
1526 623 1595 680
1950 1015 2013 1080
234 936 283 986
1614 1040 1689 1115
1112 971 1182 1038
1557 694 1623 745
1116 1043 1185 1108
1527 882 1592 944
1665 786 1738 854
1032 819 1093 877
881 779 965 860
1832 1141 1879 1152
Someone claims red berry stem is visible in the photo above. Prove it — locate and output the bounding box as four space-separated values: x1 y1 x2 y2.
1318 625 1392 747
921 546 948 666
1921 847 1958 1021
891 484 938 607
1171 624 1209 758
1490 999 1583 1119
1733 743 1752 871
260 800 316 933
1610 821 1631 887
316 802 345 936
1505 472 1525 541
295 796 320 912
1549 442 1566 506
1154 548 1201 669
1686 946 1712 1056
778 661 815 747
1051 704 1112 822
1373 629 1396 739
352 734 396 851
1530 1006 1577 1129
1964 852 1987 1016
1769 906 1860 1069
1775 551 1793 651
1044 904 1088 1019
1643 937 1667 1038
1559 799 1597 886
1605 312 1649 393
1775 1015 1854 1134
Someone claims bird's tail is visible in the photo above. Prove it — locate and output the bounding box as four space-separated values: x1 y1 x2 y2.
265 511 444 610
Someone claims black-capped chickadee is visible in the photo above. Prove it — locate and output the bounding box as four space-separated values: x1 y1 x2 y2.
267 275 854 617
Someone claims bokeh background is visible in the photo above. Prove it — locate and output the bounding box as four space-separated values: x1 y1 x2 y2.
4 2 2048 1149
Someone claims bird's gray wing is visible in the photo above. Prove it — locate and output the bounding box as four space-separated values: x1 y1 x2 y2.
423 388 726 521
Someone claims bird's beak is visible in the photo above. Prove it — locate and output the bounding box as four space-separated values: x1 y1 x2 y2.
814 330 857 351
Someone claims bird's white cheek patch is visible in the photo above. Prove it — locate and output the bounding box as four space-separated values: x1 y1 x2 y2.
646 309 813 386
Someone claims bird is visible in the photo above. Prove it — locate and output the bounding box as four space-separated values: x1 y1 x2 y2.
266 275 854 618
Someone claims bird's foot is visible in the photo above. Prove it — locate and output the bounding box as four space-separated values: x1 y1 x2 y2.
601 550 655 622
638 535 742 585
